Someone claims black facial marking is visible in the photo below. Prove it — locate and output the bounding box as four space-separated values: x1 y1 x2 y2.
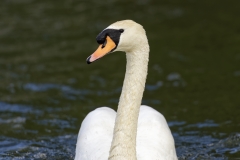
96 29 123 51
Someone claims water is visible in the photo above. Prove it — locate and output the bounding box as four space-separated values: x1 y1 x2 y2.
0 0 240 159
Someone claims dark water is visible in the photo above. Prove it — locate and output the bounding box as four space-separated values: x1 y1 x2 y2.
1 0 240 159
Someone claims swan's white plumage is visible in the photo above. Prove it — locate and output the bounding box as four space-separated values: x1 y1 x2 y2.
75 107 115 160
75 105 177 160
75 20 177 160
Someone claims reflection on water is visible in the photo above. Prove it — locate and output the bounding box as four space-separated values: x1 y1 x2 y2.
0 116 239 159
177 133 240 160
0 135 76 159
0 0 240 159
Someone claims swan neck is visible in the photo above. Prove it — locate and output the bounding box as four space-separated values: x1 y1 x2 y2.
108 44 149 160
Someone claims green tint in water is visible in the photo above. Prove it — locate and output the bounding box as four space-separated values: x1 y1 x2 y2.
0 0 240 159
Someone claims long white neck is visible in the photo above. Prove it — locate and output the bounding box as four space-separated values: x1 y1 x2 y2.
108 41 149 160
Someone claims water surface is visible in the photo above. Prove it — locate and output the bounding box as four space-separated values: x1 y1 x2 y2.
0 0 240 159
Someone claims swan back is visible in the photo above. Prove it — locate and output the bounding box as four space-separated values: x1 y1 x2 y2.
137 106 177 160
75 107 116 160
75 106 177 160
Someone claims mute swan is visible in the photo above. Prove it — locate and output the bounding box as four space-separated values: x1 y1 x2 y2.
75 20 177 160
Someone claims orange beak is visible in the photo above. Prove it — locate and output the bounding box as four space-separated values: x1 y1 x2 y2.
87 36 116 64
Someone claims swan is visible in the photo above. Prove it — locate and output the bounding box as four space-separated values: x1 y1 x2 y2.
75 20 177 160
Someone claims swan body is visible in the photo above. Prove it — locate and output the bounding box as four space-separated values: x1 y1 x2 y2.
75 20 177 160
75 106 176 160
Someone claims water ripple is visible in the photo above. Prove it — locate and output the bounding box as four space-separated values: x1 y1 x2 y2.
0 102 42 114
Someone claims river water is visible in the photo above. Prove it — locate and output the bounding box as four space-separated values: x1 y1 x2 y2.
0 0 240 159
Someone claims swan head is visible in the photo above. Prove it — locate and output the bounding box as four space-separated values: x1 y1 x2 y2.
87 20 147 64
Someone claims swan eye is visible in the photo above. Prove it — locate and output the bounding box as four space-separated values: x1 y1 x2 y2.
119 29 124 33
102 39 107 48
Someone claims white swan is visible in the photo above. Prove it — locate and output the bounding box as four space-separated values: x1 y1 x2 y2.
75 20 177 160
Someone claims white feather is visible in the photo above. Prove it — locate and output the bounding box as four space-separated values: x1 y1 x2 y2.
75 105 177 160
75 20 177 160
